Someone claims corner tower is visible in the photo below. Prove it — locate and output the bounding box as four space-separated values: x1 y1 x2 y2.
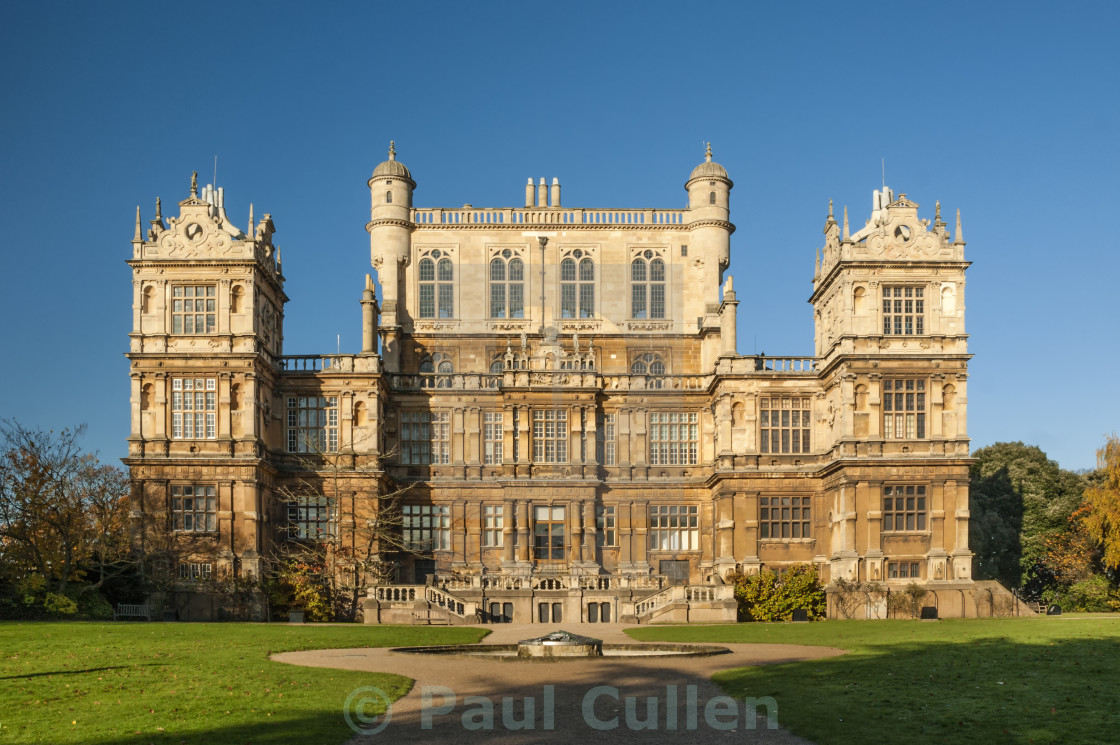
126 172 286 582
367 141 416 372
685 144 734 310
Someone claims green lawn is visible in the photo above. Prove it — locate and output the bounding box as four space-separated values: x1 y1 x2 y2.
628 617 1120 745
0 622 486 745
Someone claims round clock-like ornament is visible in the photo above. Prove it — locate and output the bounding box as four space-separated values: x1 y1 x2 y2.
185 223 204 241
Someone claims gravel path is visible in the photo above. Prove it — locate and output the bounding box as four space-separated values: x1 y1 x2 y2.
272 623 845 744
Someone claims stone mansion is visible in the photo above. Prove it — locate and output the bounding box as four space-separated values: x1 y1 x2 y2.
125 145 981 622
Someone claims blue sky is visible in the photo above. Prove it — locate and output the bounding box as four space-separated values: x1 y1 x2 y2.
1 1 1117 471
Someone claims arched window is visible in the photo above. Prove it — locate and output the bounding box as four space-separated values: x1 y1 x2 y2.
419 256 454 318
561 257 595 318
419 353 453 388
386 191 393 203
631 352 666 388
709 191 716 205
631 255 665 319
490 253 524 318
490 358 504 374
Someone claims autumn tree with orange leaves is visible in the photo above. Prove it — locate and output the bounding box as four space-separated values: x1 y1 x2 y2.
0 420 131 597
1083 435 1120 570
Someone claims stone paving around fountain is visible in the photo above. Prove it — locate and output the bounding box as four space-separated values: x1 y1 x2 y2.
272 623 846 744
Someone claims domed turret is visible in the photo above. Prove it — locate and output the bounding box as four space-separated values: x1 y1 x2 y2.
687 143 730 183
685 143 735 297
685 143 733 211
372 141 415 183
369 141 416 215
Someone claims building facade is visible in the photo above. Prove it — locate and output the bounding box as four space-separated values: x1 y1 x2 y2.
125 147 980 622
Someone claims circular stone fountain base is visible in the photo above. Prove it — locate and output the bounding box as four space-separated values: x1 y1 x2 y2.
390 630 731 662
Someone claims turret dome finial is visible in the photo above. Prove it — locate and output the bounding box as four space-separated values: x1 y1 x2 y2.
388 140 396 161
705 142 712 162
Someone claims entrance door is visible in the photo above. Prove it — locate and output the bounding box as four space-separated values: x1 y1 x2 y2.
659 559 690 586
413 559 436 585
533 505 566 564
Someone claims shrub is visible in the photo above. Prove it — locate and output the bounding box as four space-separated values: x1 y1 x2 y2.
1059 575 1120 612
42 592 78 616
729 565 826 621
831 578 886 619
887 582 929 618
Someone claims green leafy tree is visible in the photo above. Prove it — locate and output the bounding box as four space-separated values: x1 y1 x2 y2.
969 442 1086 591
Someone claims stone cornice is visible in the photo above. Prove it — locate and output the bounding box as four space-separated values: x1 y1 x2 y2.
365 218 415 233
686 219 736 235
810 259 972 304
127 258 287 298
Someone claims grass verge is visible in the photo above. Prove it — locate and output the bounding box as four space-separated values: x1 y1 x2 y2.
627 617 1120 745
0 622 486 745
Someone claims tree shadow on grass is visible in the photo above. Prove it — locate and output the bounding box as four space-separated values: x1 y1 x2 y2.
714 636 1120 745
0 664 153 680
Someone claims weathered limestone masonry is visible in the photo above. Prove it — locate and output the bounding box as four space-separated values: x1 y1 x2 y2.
126 145 1002 623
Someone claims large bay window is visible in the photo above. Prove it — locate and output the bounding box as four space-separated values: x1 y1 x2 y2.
400 411 450 465
759 396 811 454
883 379 926 439
649 504 699 550
172 378 216 439
882 286 924 335
882 485 927 531
403 504 450 551
286 396 339 452
172 285 215 334
171 484 217 532
649 412 698 465
533 410 567 463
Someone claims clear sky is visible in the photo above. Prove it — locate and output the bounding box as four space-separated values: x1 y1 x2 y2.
1 1 1116 471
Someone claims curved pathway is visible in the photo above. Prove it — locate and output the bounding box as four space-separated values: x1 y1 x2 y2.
273 623 845 744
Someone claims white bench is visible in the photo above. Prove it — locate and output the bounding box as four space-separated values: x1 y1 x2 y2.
114 602 151 621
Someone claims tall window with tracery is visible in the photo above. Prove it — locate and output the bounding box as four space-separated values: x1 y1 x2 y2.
631 253 665 319
403 504 450 551
883 379 926 439
489 251 525 318
759 397 811 454
882 286 924 335
419 254 454 318
484 411 503 464
533 409 567 463
561 256 594 318
649 504 699 550
482 504 503 547
400 411 449 464
286 396 338 452
172 285 216 334
172 378 216 439
596 412 616 465
649 412 698 465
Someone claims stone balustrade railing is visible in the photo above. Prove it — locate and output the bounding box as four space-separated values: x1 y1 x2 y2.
425 585 473 618
411 207 687 227
633 586 676 616
716 356 817 375
372 585 421 603
280 354 380 374
433 573 666 592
